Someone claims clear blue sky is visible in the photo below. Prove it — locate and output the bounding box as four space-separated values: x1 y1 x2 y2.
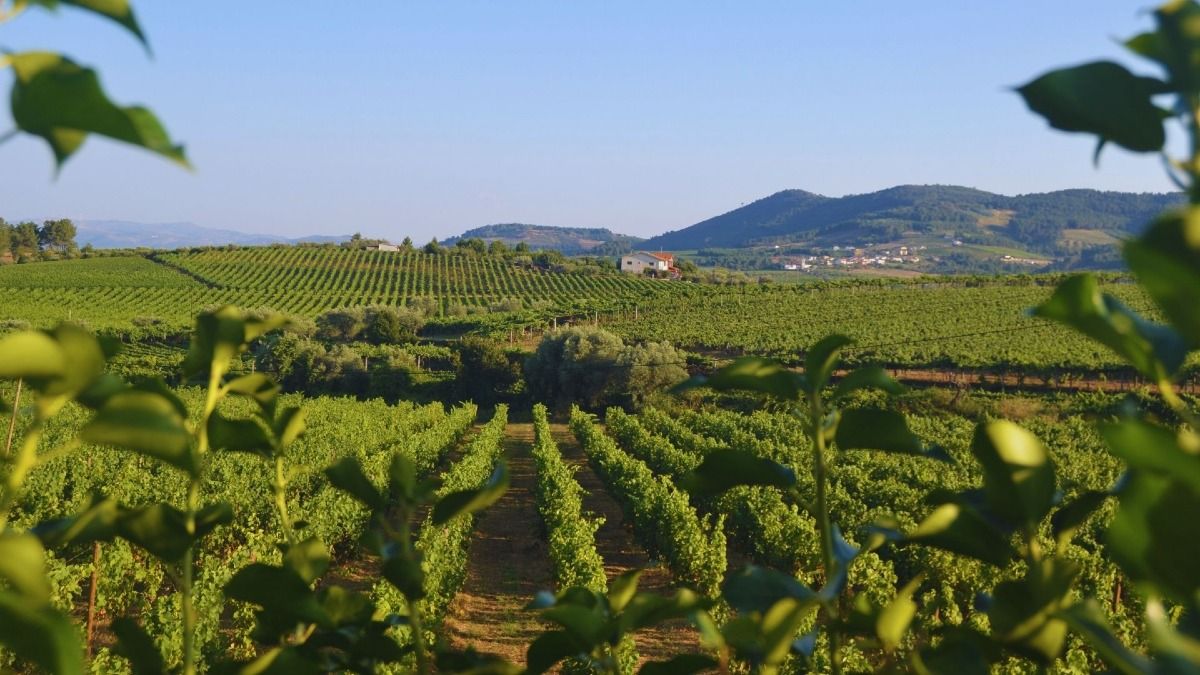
0 2 1180 241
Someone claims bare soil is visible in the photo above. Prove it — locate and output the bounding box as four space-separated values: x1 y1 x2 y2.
549 423 700 661
443 423 555 665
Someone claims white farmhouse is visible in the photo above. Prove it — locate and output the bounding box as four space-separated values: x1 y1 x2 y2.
620 251 678 277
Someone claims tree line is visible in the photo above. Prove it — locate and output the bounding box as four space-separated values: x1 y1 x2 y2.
0 217 82 263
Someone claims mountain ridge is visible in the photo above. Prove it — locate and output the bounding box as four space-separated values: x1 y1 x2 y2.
642 185 1182 254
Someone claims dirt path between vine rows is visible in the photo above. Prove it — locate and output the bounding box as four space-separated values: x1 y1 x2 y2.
443 423 554 664
549 423 700 662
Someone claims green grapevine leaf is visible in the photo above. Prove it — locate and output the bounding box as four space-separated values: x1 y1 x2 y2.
7 52 188 168
224 372 280 412
1016 61 1167 154
1123 208 1200 346
432 462 509 525
1033 274 1187 381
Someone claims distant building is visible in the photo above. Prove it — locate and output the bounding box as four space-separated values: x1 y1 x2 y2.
368 243 400 252
620 251 679 277
899 246 909 256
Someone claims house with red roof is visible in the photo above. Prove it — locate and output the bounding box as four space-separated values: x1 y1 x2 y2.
619 251 680 278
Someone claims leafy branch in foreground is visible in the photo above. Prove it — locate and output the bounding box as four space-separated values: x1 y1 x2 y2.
1 0 187 168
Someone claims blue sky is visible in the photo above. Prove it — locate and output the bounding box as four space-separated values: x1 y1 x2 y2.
0 2 1180 240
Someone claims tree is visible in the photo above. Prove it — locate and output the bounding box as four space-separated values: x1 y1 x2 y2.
361 305 424 344
424 238 443 254
11 222 38 259
454 336 523 406
38 218 77 255
488 239 509 255
525 327 683 410
400 236 414 250
0 219 10 261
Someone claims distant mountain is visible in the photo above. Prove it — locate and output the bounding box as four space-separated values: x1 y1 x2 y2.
642 185 1182 255
75 220 348 249
446 223 643 255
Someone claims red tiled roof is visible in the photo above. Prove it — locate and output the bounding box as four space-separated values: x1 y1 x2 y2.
647 252 674 261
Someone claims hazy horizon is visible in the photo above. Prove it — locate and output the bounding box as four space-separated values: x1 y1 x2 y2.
1 2 1180 241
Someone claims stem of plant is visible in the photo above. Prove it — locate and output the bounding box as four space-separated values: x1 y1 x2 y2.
181 368 222 675
2 378 21 459
397 503 431 675
273 454 296 545
807 392 842 675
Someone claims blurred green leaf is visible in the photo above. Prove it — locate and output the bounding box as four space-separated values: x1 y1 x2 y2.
679 449 796 497
324 457 384 511
7 52 188 168
0 591 82 675
805 334 852 393
20 0 148 46
1123 208 1200 346
0 331 65 380
1016 61 1166 154
1050 490 1109 546
877 575 922 651
971 421 1056 527
1106 471 1200 602
1100 419 1200 493
1058 601 1152 675
607 569 642 613
282 537 329 585
722 565 815 614
831 365 903 402
224 373 279 412
1033 274 1187 381
207 412 272 458
226 564 329 627
835 408 925 456
638 654 718 675
81 390 193 475
525 630 582 675
673 356 803 401
906 503 1016 567
432 463 508 525
111 617 164 675
988 559 1078 662
0 534 52 603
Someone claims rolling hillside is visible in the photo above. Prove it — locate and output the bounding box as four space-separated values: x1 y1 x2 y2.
446 223 642 255
643 185 1181 255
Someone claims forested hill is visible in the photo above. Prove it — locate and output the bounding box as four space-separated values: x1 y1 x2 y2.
642 185 1182 254
446 223 643 255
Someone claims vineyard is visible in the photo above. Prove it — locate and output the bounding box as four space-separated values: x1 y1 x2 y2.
0 247 1187 374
